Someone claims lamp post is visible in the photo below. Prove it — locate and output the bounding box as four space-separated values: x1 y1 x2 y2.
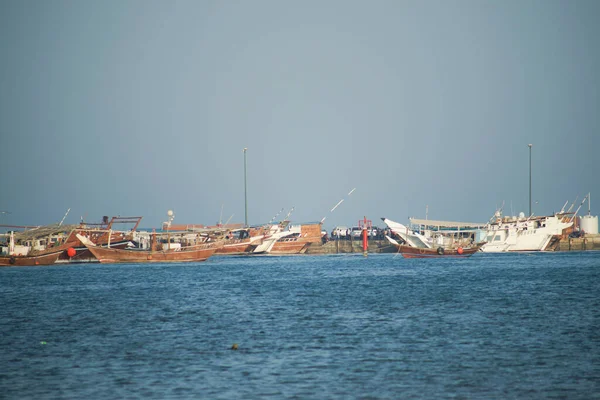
528 144 532 217
243 148 248 227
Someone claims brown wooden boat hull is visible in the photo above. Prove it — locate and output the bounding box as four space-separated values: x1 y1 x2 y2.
83 242 222 264
27 229 133 263
393 244 483 258
269 224 322 254
215 240 258 255
270 240 310 254
59 240 132 262
0 250 63 266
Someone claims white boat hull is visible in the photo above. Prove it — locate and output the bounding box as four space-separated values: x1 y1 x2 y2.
480 215 572 252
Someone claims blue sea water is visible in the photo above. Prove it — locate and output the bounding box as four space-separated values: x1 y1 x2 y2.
1 252 599 399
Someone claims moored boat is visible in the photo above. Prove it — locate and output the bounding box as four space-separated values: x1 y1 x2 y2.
216 227 266 255
385 235 484 258
382 217 485 258
269 237 311 254
61 216 143 262
269 223 323 254
480 209 573 253
252 225 296 254
76 233 223 264
0 230 65 266
0 216 143 264
0 249 63 266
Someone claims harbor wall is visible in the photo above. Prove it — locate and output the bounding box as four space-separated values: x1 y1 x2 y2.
557 234 600 251
306 239 396 254
306 236 600 254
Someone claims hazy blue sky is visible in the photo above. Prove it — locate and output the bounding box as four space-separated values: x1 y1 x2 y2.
1 0 598 229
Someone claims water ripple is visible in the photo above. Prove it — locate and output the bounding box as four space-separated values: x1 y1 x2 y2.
1 253 599 399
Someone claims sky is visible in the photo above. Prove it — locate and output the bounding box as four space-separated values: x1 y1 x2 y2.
1 0 598 230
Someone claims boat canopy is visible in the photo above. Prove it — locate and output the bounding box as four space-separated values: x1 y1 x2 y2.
409 218 486 230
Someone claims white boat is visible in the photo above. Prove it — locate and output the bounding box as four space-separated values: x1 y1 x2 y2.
252 224 296 254
480 210 573 252
381 218 432 248
383 217 484 251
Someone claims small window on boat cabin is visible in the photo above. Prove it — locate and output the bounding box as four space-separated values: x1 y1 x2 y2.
493 235 501 241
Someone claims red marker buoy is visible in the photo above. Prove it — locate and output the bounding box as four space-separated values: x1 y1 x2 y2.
67 247 76 257
457 247 464 255
362 216 370 257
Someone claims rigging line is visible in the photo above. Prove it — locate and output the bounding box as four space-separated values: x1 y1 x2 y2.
59 208 71 227
269 208 285 224
282 207 294 221
570 195 588 222
392 239 402 259
567 196 578 213
320 188 357 224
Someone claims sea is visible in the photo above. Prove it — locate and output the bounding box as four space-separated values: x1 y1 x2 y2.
1 252 599 399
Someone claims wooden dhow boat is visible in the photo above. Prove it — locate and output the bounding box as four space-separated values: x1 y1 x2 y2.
0 216 143 264
386 235 484 258
252 225 296 254
216 227 266 255
62 216 143 262
269 223 323 254
382 217 484 258
158 222 263 256
0 249 63 266
76 233 223 264
1 229 64 266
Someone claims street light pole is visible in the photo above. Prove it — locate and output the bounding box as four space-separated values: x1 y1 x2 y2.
528 144 532 217
243 147 248 227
